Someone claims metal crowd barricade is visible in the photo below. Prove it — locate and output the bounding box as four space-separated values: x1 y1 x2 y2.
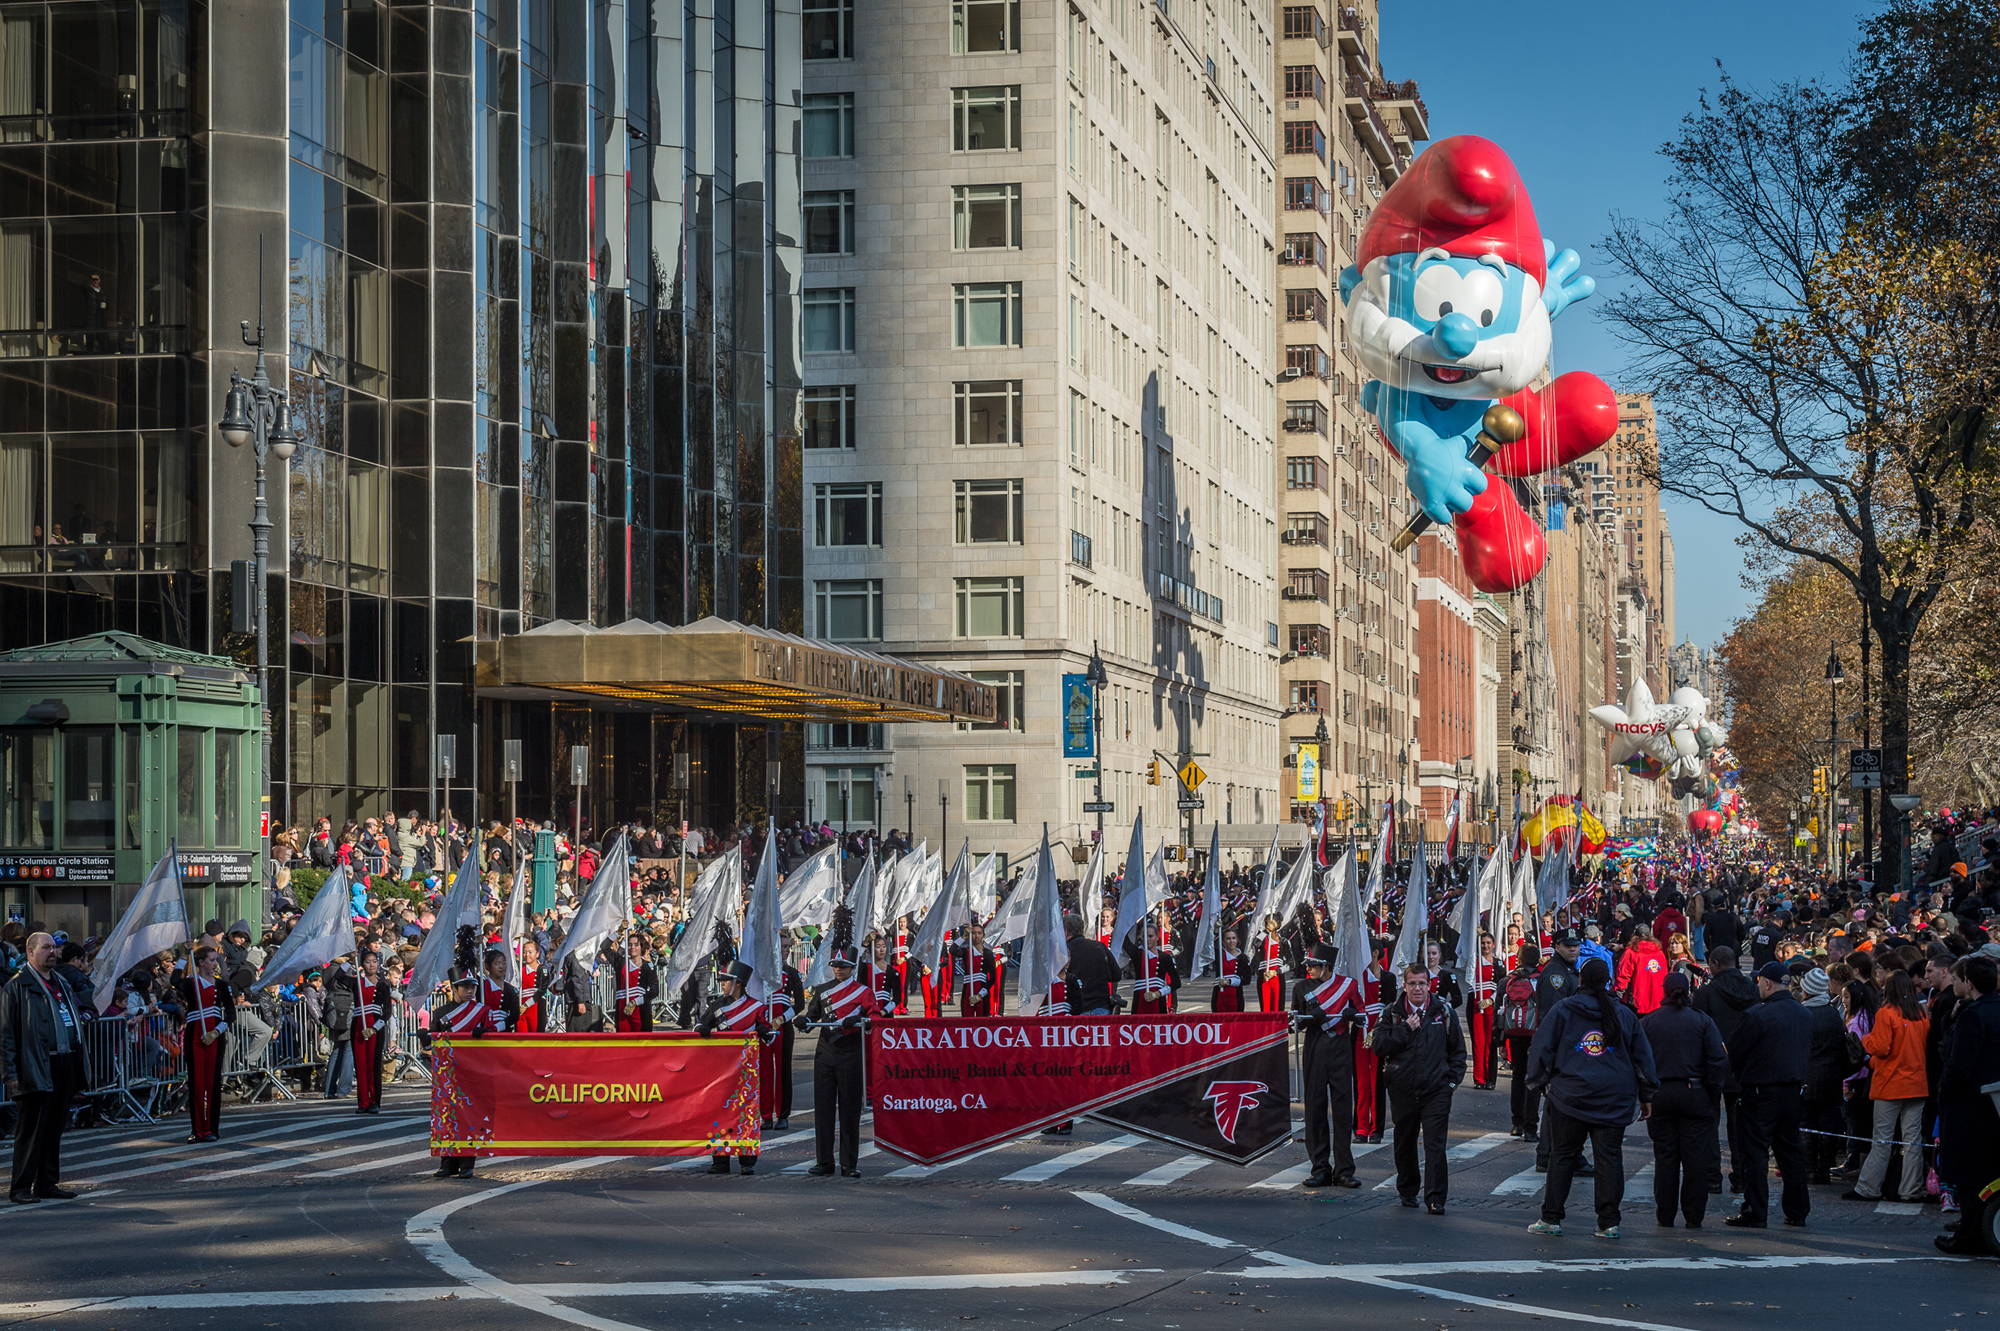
387 998 434 1085
71 1011 185 1124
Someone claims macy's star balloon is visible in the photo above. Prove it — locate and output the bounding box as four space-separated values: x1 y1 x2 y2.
1340 136 1617 593
1590 679 1694 773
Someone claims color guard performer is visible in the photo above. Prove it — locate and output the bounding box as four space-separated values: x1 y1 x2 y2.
174 946 231 1143
431 975 496 1178
1352 936 1397 1142
1209 923 1250 1013
1293 943 1363 1188
865 935 904 1014
614 933 658 1032
697 962 768 1175
890 919 912 1016
1256 914 1287 1013
801 947 881 1177
1468 933 1499 1089
1126 918 1179 1015
516 938 545 1032
956 924 995 1018
481 948 521 1032
341 950 389 1115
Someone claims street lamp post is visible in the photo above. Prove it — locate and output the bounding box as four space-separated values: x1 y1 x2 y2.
1087 643 1109 859
1395 746 1409 858
1313 712 1331 840
218 294 297 929
1889 793 1921 895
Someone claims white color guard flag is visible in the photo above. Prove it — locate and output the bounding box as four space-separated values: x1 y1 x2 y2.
778 843 841 927
1015 825 1069 1012
1109 811 1164 953
258 865 358 989
93 847 189 1012
408 834 490 999
661 844 742 994
1390 834 1429 974
738 824 786 1002
547 833 631 974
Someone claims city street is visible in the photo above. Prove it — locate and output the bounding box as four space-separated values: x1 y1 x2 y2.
0 1058 1984 1331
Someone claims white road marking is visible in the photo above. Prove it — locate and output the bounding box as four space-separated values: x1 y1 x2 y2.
70 1119 421 1185
784 1143 880 1173
650 1128 817 1170
1875 1201 1924 1216
886 1139 1023 1178
318 1149 439 1177
202 1132 432 1181
0 1269 1162 1316
999 1134 1144 1183
1235 1254 1932 1279
1123 1153 1211 1186
1492 1165 1545 1196
62 1107 424 1163
1446 1130 1513 1160
1330 1270 1703 1331
1070 1191 1247 1248
61 1112 422 1169
1257 1141 1382 1190
1626 1163 1656 1203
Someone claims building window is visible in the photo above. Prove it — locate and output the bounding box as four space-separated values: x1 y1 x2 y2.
955 380 1023 445
964 763 1017 822
1284 400 1328 434
1285 344 1329 377
955 576 1024 637
819 767 877 824
1283 177 1326 213
803 93 855 157
1282 122 1327 161
954 0 1020 51
957 669 1024 732
803 385 857 448
814 579 882 640
805 190 855 254
1280 453 1328 489
1284 288 1328 325
1290 624 1331 658
1283 66 1327 103
953 184 1023 249
953 281 1022 347
1289 681 1324 712
954 478 1025 544
814 482 883 546
1282 232 1327 269
804 288 856 352
803 0 853 58
1282 6 1328 43
953 86 1023 151
808 722 883 750
1284 513 1328 546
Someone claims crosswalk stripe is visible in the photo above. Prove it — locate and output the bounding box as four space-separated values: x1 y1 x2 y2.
1446 1131 1513 1161
1875 1200 1924 1216
650 1129 818 1170
201 1132 433 1181
61 1113 422 1171
1261 1141 1383 1191
1123 1153 1211 1187
71 1119 414 1185
1491 1165 1544 1196
999 1135 1144 1183
783 1142 880 1173
0 1188 124 1215
318 1149 438 1177
887 1139 1023 1179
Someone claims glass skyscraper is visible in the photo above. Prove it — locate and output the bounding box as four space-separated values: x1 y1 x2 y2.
0 0 805 833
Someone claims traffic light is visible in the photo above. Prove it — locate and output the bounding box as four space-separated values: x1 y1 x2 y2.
1146 759 1160 785
1811 768 1824 797
1907 753 1915 780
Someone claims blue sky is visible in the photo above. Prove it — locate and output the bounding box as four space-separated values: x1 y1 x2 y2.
1382 0 1879 650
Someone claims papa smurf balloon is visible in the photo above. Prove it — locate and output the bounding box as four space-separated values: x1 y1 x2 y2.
1340 137 1617 592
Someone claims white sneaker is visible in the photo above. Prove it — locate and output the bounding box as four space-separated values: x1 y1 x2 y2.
1527 1220 1562 1236
1594 1225 1620 1239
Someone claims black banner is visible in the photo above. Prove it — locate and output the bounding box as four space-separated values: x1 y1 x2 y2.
1086 1039 1292 1164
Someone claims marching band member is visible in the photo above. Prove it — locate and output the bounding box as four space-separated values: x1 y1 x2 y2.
801 946 881 1177
516 938 545 1032
339 950 389 1115
431 974 496 1179
697 962 769 1175
890 919 912 1016
1352 936 1398 1142
1209 922 1250 1013
174 946 231 1143
1257 913 1287 1013
1293 943 1364 1188
481 948 520 1032
1126 915 1179 1015
1469 933 1499 1089
956 924 995 1018
614 933 658 1032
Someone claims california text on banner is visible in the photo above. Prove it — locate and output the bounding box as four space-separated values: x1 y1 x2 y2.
868 1012 1291 1166
430 1032 761 1157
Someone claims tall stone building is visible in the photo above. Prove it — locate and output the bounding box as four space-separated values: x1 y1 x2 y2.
799 0 1286 865
1274 0 1428 836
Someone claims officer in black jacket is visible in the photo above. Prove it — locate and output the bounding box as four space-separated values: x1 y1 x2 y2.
1639 972 1728 1227
1724 961 1815 1228
1371 960 1466 1214
1532 931 1583 1171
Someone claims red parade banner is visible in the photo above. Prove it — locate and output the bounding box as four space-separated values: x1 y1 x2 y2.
430 1032 761 1157
869 1012 1292 1166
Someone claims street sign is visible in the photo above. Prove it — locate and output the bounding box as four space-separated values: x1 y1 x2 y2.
1178 760 1207 792
1850 747 1883 789
1082 800 1115 814
1176 797 1205 811
1074 768 1099 779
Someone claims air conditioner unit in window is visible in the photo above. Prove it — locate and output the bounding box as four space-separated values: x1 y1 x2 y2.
1368 521 1381 534
1285 99 1299 110
1280 366 1303 379
1332 444 1348 456
1366 174 1377 187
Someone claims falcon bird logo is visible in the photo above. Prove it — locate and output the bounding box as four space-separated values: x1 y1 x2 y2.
1203 1080 1269 1144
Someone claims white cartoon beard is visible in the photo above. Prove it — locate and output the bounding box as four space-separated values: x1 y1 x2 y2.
1348 262 1551 400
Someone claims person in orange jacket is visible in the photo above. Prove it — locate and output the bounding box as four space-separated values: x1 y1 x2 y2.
1845 969 1931 1203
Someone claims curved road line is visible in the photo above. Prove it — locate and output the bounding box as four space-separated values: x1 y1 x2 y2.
404 1157 649 1331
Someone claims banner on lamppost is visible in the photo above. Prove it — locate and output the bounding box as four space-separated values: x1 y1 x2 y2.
1061 673 1095 758
1297 744 1320 800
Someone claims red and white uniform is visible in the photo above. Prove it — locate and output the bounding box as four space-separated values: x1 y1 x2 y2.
351 972 385 1112
1130 948 1172 1015
615 958 650 1032
1257 934 1285 1013
1469 958 1497 1085
957 944 994 1019
482 976 511 1032
1302 972 1363 1028
181 973 229 1138
437 997 498 1035
1352 971 1386 1137
891 928 911 1015
1211 952 1248 1013
518 967 541 1032
1043 976 1070 1017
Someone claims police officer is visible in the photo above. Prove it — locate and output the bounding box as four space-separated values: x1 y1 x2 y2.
1293 944 1362 1188
800 947 881 1177
698 962 768 1176
1724 961 1814 1228
1533 930 1584 1172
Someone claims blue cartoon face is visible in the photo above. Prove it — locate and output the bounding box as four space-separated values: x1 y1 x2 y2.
1339 249 1551 401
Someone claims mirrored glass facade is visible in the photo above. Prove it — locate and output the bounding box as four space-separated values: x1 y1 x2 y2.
0 0 803 832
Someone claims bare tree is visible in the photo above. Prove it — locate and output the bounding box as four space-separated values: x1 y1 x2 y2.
1600 73 2000 887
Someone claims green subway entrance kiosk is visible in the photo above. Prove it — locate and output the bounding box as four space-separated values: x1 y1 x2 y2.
0 633 264 940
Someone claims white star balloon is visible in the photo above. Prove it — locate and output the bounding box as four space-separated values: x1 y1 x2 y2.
1588 678 1693 769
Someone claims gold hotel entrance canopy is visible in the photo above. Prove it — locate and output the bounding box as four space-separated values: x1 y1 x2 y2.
474 616 998 725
